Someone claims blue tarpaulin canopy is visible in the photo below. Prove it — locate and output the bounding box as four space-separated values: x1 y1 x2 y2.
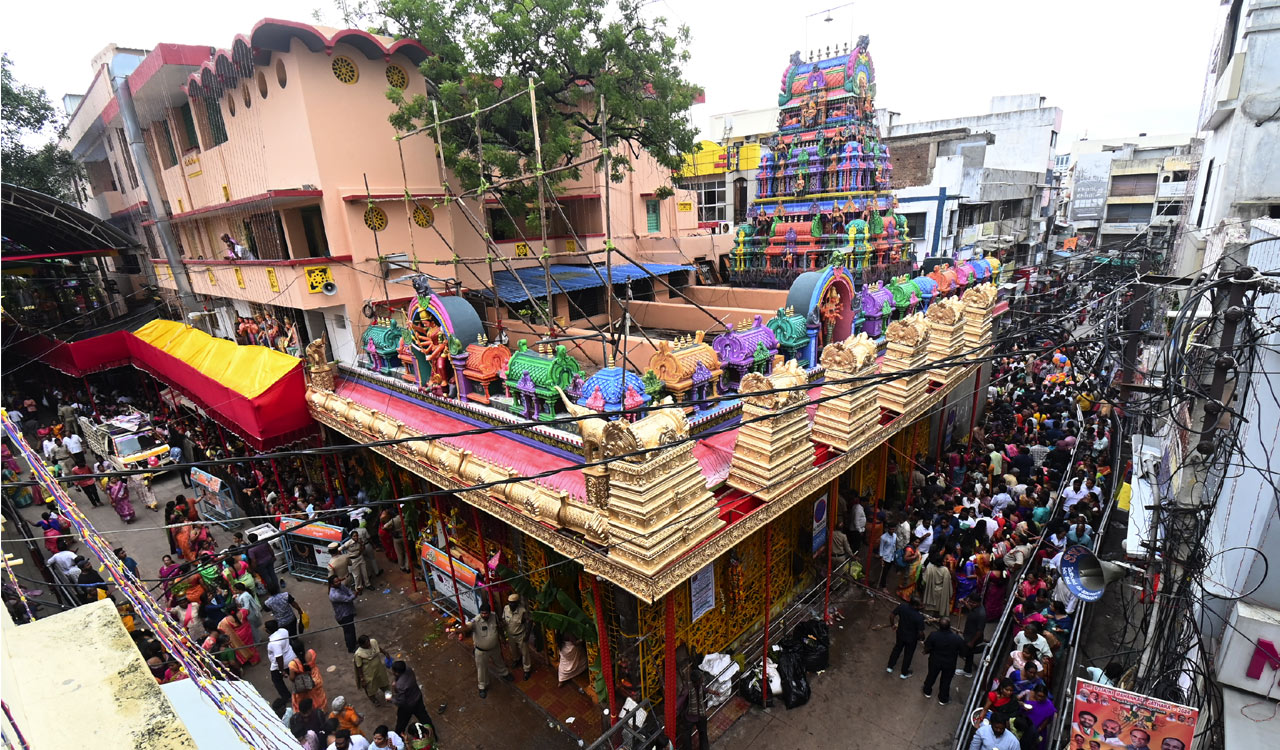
479 263 693 303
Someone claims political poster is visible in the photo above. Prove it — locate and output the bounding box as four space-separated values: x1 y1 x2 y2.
1068 678 1198 750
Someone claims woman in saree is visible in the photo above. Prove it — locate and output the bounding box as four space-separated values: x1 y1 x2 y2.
896 544 921 601
954 557 979 613
217 606 261 666
174 522 199 562
232 581 265 646
158 555 183 603
983 558 1010 621
108 476 136 523
288 649 327 714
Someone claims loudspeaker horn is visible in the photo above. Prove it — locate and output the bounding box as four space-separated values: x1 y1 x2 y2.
1059 545 1138 602
321 281 338 296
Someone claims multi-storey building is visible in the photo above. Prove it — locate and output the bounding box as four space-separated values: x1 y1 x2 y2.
885 94 1062 270
59 19 701 369
1062 133 1199 260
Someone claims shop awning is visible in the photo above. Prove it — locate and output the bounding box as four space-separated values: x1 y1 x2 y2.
10 319 315 450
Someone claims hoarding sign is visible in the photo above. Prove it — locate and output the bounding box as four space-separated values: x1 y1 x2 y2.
1069 679 1198 750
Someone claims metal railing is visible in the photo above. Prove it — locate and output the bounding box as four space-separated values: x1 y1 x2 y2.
586 699 666 750
952 406 1089 749
1044 410 1126 745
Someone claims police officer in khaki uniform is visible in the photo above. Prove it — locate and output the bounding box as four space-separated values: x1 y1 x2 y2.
503 593 533 680
457 600 512 697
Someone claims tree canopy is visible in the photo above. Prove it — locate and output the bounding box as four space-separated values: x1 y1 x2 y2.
1 55 82 203
349 0 700 232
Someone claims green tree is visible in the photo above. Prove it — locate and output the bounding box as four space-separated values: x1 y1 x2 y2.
1 55 82 202
353 0 700 229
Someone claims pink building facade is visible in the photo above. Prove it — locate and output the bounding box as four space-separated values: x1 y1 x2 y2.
61 19 702 369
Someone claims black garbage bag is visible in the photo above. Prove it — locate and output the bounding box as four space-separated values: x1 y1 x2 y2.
739 662 775 708
792 619 830 673
776 649 810 709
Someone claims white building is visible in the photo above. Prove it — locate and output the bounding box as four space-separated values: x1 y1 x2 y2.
1174 0 1280 278
1062 133 1199 258
884 94 1063 266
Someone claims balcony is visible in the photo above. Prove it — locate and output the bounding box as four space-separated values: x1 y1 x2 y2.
152 256 356 310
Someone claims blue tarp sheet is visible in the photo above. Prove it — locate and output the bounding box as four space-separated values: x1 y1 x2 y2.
479 262 693 302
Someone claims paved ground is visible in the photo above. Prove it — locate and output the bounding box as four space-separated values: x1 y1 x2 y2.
716 573 968 750
6 458 578 749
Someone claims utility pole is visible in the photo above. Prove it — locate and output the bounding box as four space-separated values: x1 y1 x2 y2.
115 75 200 324
1196 265 1253 454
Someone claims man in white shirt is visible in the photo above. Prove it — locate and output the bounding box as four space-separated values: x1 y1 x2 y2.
266 620 298 701
49 549 81 583
991 489 1014 515
41 435 58 461
63 432 84 463
1013 623 1052 661
849 496 867 552
914 518 934 558
1062 478 1090 513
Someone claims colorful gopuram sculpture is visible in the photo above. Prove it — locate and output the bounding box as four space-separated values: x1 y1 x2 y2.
734 38 908 286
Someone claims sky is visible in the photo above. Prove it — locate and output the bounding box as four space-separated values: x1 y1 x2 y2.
2 0 1224 151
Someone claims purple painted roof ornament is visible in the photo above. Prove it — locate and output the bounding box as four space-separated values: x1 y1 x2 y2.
516 369 536 394
713 314 780 368
691 359 712 385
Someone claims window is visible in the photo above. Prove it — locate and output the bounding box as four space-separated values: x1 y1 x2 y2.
675 177 726 222
1050 130 1058 148
332 56 359 84
645 199 661 233
666 270 690 299
1171 170 1190 182
198 96 228 147
386 65 408 89
242 212 288 260
1196 159 1214 227
158 120 178 167
115 129 139 188
1156 201 1182 216
901 212 926 240
486 209 519 241
1104 203 1153 223
566 287 603 319
176 104 200 152
300 206 330 257
117 252 142 275
733 177 748 223
363 205 388 232
1109 174 1157 197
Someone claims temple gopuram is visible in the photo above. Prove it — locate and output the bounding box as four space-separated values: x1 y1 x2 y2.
304 37 1008 746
